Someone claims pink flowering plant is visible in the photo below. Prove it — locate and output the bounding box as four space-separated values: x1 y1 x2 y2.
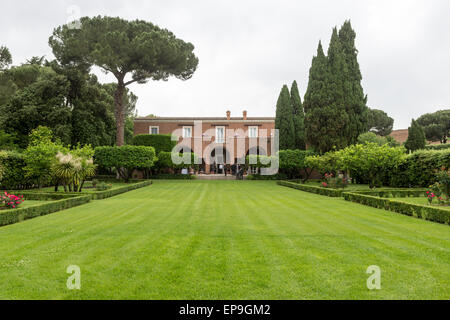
1 191 24 209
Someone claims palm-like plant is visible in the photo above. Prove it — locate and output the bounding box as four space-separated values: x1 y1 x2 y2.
52 152 97 192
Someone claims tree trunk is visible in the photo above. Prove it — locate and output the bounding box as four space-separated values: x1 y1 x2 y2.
115 79 126 146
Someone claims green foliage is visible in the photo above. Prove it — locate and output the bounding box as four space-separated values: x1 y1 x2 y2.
0 46 12 70
0 61 120 148
367 108 394 136
49 16 199 146
305 151 341 175
0 65 72 147
275 85 295 150
307 143 407 188
290 81 306 150
278 149 315 179
405 119 427 152
0 151 31 189
357 132 399 147
0 130 18 150
94 145 156 181
153 151 199 173
132 134 176 154
304 22 368 153
417 109 450 144
425 144 450 151
24 127 66 188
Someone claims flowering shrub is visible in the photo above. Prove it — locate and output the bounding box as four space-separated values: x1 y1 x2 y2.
1 191 24 209
322 173 349 189
426 191 436 205
426 180 449 206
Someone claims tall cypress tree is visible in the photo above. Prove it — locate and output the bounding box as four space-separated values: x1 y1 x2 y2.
304 22 368 153
326 27 351 150
304 41 330 153
290 80 306 150
405 119 427 152
275 85 295 150
338 20 369 143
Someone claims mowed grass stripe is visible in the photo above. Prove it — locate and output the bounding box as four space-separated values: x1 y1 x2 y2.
0 180 448 299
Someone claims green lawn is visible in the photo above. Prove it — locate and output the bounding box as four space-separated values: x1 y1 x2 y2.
0 180 448 299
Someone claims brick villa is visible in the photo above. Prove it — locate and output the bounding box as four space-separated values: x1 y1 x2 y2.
134 111 276 174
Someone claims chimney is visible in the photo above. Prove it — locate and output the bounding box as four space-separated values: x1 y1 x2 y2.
243 110 247 120
226 110 231 120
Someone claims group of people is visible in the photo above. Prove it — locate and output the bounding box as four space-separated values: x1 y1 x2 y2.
210 163 244 179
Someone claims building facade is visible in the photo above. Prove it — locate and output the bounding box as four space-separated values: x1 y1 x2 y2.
134 111 276 174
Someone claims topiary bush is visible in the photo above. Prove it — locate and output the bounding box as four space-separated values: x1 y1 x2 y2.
94 146 156 182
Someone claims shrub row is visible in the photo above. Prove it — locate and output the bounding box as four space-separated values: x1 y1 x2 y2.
0 195 91 227
83 180 153 200
343 192 450 225
7 192 83 201
277 181 343 197
424 144 450 151
149 174 196 180
247 173 288 180
389 149 450 187
349 189 427 198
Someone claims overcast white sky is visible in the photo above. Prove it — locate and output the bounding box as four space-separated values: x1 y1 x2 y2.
1 0 449 129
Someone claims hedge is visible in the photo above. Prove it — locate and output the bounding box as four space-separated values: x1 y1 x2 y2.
132 134 176 154
149 174 196 180
424 144 450 151
88 180 153 199
389 149 450 187
0 194 91 227
94 145 156 181
343 192 450 225
347 189 427 198
247 173 288 180
277 181 343 197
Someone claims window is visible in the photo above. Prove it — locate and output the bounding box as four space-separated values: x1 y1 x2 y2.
183 126 192 138
248 126 258 138
216 126 225 143
149 126 159 135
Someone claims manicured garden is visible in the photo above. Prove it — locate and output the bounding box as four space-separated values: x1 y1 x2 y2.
0 180 448 300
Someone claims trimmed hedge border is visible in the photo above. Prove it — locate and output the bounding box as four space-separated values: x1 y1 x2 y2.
348 189 427 198
0 181 153 227
89 180 152 199
0 194 91 227
343 192 450 225
277 181 343 197
11 180 153 200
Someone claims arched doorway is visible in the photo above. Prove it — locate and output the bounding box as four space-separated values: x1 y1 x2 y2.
246 146 267 175
209 147 231 174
